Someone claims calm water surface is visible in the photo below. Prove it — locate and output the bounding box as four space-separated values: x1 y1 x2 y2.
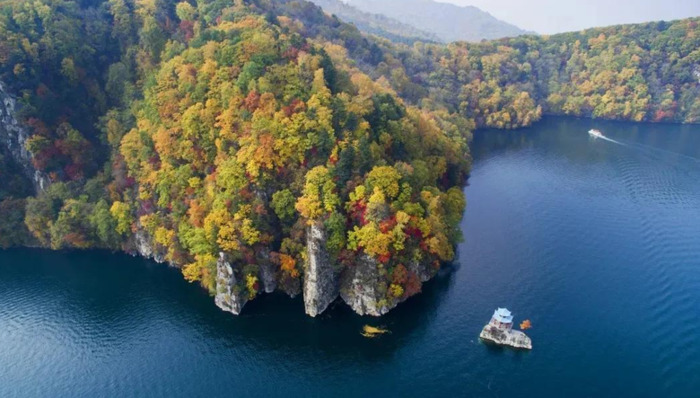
2 117 700 397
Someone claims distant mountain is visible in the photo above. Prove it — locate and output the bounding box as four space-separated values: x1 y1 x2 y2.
307 0 441 43
346 0 531 42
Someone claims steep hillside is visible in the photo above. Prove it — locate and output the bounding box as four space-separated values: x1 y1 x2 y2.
373 18 700 127
116 6 469 315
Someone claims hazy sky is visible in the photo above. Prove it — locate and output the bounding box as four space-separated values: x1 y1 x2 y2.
438 0 700 34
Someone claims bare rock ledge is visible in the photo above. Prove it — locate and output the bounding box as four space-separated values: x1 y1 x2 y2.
479 325 533 350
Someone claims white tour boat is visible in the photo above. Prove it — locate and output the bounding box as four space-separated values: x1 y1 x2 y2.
588 129 604 139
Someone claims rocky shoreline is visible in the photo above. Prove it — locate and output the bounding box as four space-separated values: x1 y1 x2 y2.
126 222 435 317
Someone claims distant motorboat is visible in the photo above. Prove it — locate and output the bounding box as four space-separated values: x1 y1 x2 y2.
589 129 604 139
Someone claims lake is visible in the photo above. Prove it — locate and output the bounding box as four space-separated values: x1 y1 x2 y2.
1 117 699 397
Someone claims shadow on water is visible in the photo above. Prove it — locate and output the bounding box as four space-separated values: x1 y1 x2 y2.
0 246 457 362
198 261 459 362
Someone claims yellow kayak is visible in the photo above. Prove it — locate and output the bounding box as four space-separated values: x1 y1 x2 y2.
361 325 389 338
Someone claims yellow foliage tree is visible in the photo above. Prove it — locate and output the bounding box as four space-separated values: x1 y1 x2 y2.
109 201 133 235
295 166 339 221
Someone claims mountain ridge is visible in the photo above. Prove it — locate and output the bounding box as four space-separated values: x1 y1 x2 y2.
345 0 532 42
308 0 441 43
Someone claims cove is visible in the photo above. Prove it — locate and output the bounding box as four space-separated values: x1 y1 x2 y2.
1 117 700 397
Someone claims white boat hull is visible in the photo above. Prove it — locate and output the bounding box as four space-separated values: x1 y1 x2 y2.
589 129 604 139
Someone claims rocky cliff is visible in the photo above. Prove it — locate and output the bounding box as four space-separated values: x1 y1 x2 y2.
214 253 250 315
339 255 435 317
257 247 278 294
0 82 49 192
409 258 436 283
132 227 166 264
303 223 339 317
339 254 394 316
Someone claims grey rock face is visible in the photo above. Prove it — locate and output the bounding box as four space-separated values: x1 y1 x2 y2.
0 82 50 192
133 227 166 264
257 247 277 294
480 325 532 350
340 254 394 316
303 223 339 317
409 258 435 283
214 252 249 315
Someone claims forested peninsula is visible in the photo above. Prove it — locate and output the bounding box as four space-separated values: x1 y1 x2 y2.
0 0 698 316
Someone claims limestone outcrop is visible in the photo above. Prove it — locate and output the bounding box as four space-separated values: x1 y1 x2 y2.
303 223 339 317
339 254 394 316
257 247 277 294
479 325 532 350
0 82 49 192
132 228 166 264
214 253 249 315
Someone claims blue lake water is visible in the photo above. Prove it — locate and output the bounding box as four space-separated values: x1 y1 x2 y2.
1 117 700 397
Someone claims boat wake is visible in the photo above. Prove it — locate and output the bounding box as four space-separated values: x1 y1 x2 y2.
597 135 626 146
590 129 700 163
627 142 700 163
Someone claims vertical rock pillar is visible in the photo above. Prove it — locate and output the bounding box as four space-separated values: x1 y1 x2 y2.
303 223 339 317
215 252 249 315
